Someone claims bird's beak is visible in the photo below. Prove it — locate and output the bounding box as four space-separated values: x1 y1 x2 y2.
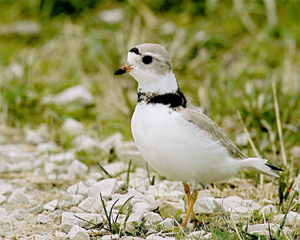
114 63 133 75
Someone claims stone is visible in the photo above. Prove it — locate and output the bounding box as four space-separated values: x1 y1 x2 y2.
73 135 102 151
159 218 174 230
0 21 40 35
259 204 277 215
115 141 146 167
55 85 94 106
62 118 84 136
0 194 6 204
28 204 43 214
36 214 52 224
67 181 88 196
194 197 216 214
0 182 13 195
102 162 127 177
244 223 292 235
34 233 52 240
8 189 30 204
144 212 163 225
49 150 76 164
59 195 84 209
67 225 90 240
146 235 175 240
78 197 103 213
44 199 59 211
235 132 248 146
55 231 67 238
121 237 144 240
25 129 44 144
102 234 119 240
274 211 300 226
61 212 103 233
88 178 118 200
99 132 123 153
187 230 207 239
98 9 124 24
36 142 58 152
159 200 185 217
68 160 88 178
0 208 8 218
132 201 150 212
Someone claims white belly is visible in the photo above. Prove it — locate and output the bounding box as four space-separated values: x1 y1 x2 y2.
131 103 240 183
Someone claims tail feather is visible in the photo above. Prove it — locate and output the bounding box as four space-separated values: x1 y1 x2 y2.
241 158 282 178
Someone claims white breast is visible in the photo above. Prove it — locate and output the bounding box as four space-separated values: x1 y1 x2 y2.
131 103 241 183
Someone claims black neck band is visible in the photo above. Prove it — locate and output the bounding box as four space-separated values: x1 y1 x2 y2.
137 89 187 108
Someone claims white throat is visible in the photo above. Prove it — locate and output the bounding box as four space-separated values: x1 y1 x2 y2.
130 71 178 94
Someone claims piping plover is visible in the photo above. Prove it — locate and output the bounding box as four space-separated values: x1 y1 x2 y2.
115 43 282 227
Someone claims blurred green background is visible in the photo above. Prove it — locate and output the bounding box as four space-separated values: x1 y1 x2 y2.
0 0 299 172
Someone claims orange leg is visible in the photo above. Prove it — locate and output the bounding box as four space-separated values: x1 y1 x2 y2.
181 189 198 227
182 182 191 204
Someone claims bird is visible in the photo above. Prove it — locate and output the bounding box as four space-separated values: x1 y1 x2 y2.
114 43 283 227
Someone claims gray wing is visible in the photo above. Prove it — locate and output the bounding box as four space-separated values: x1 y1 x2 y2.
176 103 247 159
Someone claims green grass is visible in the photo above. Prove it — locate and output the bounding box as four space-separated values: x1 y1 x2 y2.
0 0 299 238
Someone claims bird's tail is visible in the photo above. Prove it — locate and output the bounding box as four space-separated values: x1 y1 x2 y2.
240 158 283 177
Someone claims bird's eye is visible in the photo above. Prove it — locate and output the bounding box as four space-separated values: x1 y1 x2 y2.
142 56 153 64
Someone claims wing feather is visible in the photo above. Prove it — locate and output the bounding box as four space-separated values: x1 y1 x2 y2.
176 103 247 159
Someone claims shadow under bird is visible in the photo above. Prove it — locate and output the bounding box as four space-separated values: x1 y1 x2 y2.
114 43 283 227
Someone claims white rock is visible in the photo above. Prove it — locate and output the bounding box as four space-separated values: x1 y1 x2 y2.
49 150 76 164
159 218 174 230
98 9 124 24
121 237 144 240
6 161 33 172
244 223 292 235
159 200 185 217
214 196 261 219
55 85 94 106
8 189 30 204
160 21 176 35
0 194 6 204
187 230 206 239
67 181 88 196
88 178 118 200
132 201 150 212
55 231 67 238
102 234 119 240
274 211 300 226
0 182 13 195
144 212 163 225
146 235 175 240
126 210 145 224
235 132 248 146
36 214 52 224
59 195 84 209
0 21 40 35
203 233 212 239
115 141 146 167
73 135 102 151
194 197 216 214
62 118 84 136
99 132 123 153
36 142 58 152
259 204 277 215
78 197 103 213
0 208 8 218
68 160 88 178
102 162 127 177
61 212 103 233
0 135 6 144
28 204 43 214
25 129 44 144
67 225 90 240
34 233 52 240
44 199 59 211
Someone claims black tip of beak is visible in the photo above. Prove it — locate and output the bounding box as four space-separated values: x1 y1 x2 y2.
114 68 126 75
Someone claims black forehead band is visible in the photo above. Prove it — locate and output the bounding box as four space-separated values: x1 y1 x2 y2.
129 47 141 55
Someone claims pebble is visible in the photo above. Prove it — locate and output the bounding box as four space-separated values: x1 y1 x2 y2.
44 199 59 211
0 208 8 218
25 129 44 144
98 9 124 24
67 181 88 196
28 204 43 214
36 214 53 224
68 160 88 178
102 234 119 240
159 200 185 217
49 150 76 164
159 218 174 230
61 212 103 233
36 142 58 152
144 212 163 225
194 197 216 214
73 135 102 151
78 197 103 213
98 132 123 153
88 178 118 200
67 225 90 240
274 211 300 225
244 223 292 235
62 118 84 136
8 189 30 204
0 194 6 204
259 204 277 215
55 85 94 106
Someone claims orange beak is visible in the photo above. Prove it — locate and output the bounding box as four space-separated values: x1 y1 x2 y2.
114 63 133 75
